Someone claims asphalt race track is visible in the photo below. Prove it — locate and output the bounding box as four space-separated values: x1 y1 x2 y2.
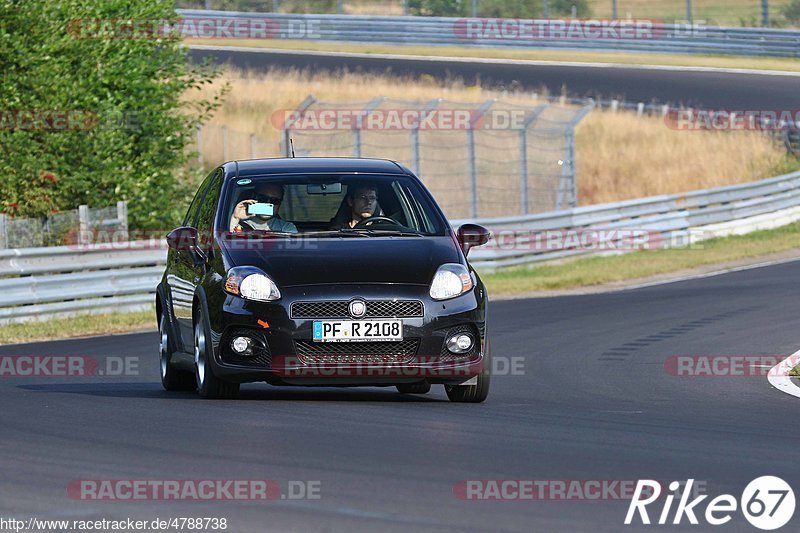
2 260 799 532
189 46 800 109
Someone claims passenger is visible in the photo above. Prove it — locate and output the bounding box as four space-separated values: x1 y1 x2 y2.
229 183 297 233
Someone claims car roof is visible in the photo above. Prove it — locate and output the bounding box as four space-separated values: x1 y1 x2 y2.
224 157 409 178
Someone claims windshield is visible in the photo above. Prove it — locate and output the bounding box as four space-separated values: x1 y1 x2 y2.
221 174 446 237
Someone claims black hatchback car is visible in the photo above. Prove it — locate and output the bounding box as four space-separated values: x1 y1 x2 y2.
157 158 491 401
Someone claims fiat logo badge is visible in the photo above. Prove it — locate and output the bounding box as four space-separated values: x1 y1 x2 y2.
349 299 367 318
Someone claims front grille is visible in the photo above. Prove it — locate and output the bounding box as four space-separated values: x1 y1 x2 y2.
295 339 419 365
291 300 424 319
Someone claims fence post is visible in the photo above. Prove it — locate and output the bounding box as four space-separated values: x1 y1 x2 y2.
337 0 343 14
542 0 549 18
116 201 129 241
612 0 617 20
472 0 477 17
196 125 203 167
762 0 769 27
466 99 496 219
686 0 692 24
78 204 90 245
0 214 6 249
354 96 385 158
272 0 279 12
518 104 548 215
250 133 257 159
403 0 409 15
411 99 441 176
557 103 595 209
281 95 317 157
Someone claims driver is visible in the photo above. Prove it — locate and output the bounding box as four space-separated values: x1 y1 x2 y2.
332 184 379 229
229 183 298 233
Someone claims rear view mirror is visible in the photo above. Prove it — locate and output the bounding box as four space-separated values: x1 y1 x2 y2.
457 224 491 257
307 183 342 195
247 202 274 216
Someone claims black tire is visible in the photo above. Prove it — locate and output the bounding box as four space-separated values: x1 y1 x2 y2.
194 311 240 400
159 312 196 391
444 336 491 403
396 382 431 394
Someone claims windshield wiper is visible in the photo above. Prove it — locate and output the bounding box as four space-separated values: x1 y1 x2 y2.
339 228 423 237
300 230 370 238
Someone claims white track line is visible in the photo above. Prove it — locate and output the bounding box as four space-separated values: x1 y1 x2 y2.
188 44 800 77
768 349 800 399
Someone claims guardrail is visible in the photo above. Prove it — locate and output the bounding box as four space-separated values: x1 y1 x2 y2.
1 170 800 323
455 170 800 270
177 10 800 58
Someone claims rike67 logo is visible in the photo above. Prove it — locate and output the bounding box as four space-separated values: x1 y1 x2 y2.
625 477 795 530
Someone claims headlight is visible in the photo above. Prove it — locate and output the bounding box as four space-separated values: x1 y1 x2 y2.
429 263 474 301
225 268 281 302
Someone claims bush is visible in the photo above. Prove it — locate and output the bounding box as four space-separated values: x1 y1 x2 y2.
784 0 800 25
0 0 225 230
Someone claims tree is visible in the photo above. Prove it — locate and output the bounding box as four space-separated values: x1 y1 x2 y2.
0 0 225 229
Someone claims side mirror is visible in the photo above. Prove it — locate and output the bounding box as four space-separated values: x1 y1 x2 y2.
166 226 198 252
457 224 490 257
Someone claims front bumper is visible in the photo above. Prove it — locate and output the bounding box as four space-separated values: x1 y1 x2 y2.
207 283 487 386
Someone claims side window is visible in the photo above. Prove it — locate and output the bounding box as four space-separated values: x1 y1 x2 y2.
182 169 217 227
196 170 223 236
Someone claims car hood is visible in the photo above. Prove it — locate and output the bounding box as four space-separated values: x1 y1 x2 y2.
220 236 462 287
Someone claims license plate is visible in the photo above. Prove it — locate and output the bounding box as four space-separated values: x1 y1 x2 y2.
312 320 403 342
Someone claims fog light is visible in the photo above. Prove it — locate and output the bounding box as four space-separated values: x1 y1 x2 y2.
231 336 253 356
446 333 474 354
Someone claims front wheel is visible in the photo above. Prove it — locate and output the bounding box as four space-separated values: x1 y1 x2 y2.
444 337 491 403
194 312 239 399
159 312 195 391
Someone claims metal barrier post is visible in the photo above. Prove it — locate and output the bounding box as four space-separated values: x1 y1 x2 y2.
0 214 6 249
78 205 90 246
116 201 129 241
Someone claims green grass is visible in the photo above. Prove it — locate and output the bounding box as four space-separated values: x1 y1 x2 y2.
187 38 800 73
0 309 155 346
481 221 800 295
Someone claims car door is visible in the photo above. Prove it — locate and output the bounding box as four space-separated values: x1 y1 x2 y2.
166 169 221 351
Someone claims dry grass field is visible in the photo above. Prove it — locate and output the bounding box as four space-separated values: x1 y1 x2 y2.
187 68 797 215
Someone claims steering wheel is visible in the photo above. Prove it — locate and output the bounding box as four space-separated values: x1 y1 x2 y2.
353 216 398 229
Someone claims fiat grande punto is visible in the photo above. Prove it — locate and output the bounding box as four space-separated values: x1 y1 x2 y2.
156 158 491 401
